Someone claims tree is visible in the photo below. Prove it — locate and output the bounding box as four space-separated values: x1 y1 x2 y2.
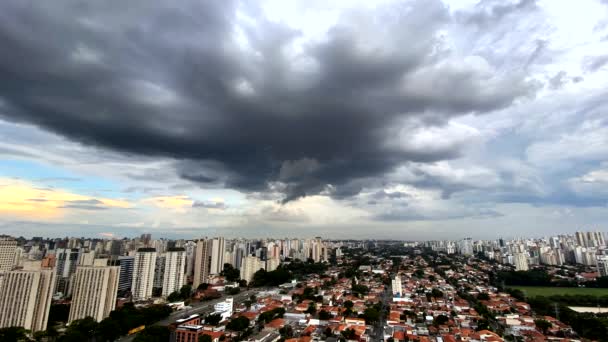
341 328 357 340
197 283 210 291
534 319 552 335
279 325 294 338
431 288 444 298
226 316 250 332
318 310 332 320
477 293 490 301
97 317 122 341
66 317 98 339
0 327 31 341
305 302 317 315
362 307 380 324
199 335 213 342
133 326 170 342
433 315 449 326
221 264 241 282
179 285 192 299
344 300 354 309
205 313 223 326
167 291 181 302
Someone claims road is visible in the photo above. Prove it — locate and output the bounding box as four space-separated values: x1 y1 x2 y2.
372 286 391 341
117 289 258 342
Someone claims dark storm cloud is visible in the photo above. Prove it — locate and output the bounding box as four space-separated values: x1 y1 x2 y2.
0 0 537 201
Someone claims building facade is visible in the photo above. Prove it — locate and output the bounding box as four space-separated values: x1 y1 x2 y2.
0 261 55 332
132 248 157 300
68 259 120 322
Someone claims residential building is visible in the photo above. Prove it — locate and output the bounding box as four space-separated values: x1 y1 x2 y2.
132 248 157 300
68 259 120 322
162 247 186 297
0 261 55 332
0 236 17 271
117 256 134 294
193 239 211 289
240 255 264 284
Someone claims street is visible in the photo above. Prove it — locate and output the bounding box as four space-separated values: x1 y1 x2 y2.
116 289 258 341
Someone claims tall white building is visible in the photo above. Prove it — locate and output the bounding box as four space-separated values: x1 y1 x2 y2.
210 237 225 275
0 261 55 332
597 254 608 277
0 236 17 271
240 256 264 284
69 259 120 322
266 257 280 272
132 248 157 300
391 275 402 296
193 239 211 289
162 248 186 297
459 238 474 256
514 252 529 271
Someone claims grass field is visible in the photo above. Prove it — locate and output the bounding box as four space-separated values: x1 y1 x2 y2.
510 286 608 297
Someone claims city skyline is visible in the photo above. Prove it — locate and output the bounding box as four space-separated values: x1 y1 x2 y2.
1 0 608 239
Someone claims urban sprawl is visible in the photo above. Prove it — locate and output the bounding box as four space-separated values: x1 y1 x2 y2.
0 231 607 341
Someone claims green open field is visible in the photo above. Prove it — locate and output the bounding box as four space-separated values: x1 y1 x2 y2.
510 286 608 297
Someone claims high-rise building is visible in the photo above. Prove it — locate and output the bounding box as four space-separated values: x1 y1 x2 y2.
193 239 211 289
0 261 55 332
266 257 280 272
0 236 17 271
54 248 80 295
163 248 186 297
116 256 134 294
132 248 157 300
514 252 529 271
153 254 166 292
240 256 264 284
459 238 474 256
210 237 225 275
597 254 608 277
391 275 402 296
68 259 120 322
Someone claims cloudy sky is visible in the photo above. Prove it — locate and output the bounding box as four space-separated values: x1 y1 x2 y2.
1 0 608 240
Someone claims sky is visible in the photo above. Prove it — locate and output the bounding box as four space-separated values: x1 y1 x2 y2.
1 0 608 240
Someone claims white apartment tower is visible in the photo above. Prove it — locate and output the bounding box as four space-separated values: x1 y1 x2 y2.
132 248 157 300
0 236 17 271
69 259 120 322
240 255 264 284
0 261 55 332
162 248 186 297
210 237 225 275
193 239 211 289
514 252 529 271
391 275 403 296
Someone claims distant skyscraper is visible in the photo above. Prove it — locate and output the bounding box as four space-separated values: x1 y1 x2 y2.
69 259 119 322
210 237 225 275
162 248 186 297
132 248 157 300
0 261 55 332
117 256 134 294
514 252 529 271
459 238 474 256
193 239 211 289
140 234 152 247
0 236 17 271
